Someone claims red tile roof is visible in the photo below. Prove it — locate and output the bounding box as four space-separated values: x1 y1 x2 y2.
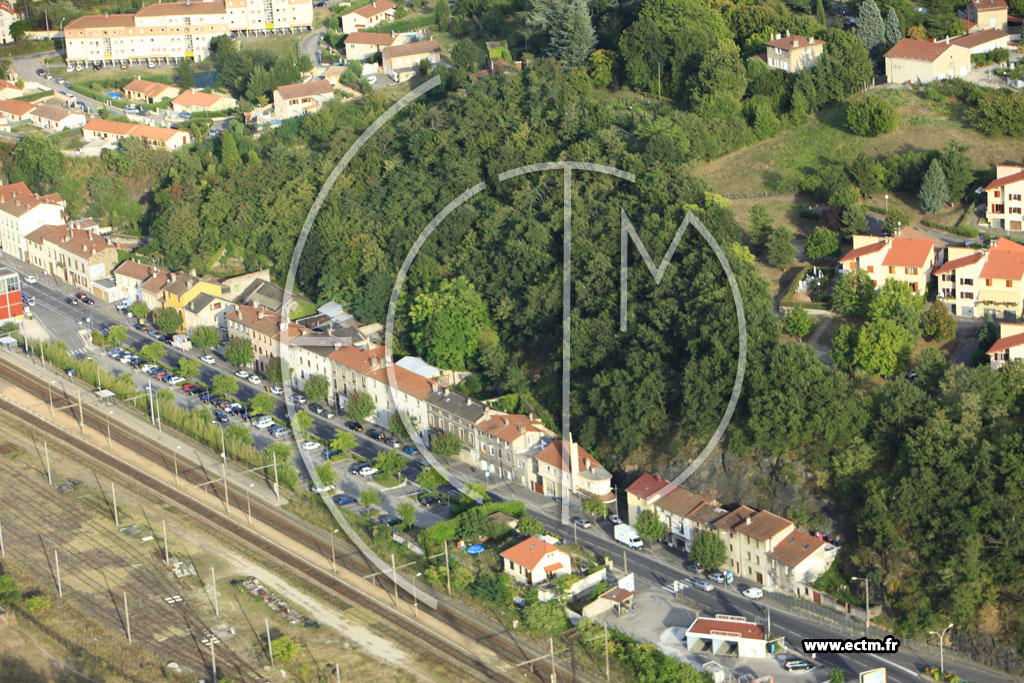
838 240 886 263
980 249 1024 280
949 28 1009 48
344 0 395 18
767 529 825 567
625 473 674 500
275 80 333 100
544 562 563 574
536 440 604 474
124 78 179 100
972 0 1007 11
172 90 233 109
135 0 226 16
327 345 435 399
500 536 564 570
763 35 823 50
884 38 957 62
0 99 36 117
344 31 397 45
881 237 935 268
657 487 712 520
383 40 442 60
713 505 757 531
64 14 135 30
962 17 978 30
687 617 765 640
476 413 550 442
933 252 984 275
988 331 1024 353
984 169 1024 190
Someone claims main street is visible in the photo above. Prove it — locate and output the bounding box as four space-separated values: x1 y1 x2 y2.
5 255 1014 683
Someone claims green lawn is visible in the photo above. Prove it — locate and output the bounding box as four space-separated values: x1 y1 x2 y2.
239 34 306 57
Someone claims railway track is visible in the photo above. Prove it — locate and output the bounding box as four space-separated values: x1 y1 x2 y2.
0 355 595 683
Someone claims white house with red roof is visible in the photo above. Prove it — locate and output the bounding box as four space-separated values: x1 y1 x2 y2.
767 529 834 598
499 536 571 585
838 232 937 293
0 182 66 261
329 344 436 434
535 436 614 504
986 322 1024 368
935 238 1024 319
884 37 971 84
984 163 1024 230
684 615 767 658
763 32 824 73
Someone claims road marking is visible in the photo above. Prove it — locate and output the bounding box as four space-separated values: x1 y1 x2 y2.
868 653 920 678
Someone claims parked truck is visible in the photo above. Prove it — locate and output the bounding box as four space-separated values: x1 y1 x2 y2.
614 524 644 549
171 334 192 351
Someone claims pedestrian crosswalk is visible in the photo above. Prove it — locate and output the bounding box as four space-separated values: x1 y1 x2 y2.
69 348 88 358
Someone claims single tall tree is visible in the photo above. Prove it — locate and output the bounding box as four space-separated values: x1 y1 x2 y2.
922 302 957 341
634 508 667 543
884 7 902 46
766 226 796 269
919 158 950 214
816 0 827 26
857 0 885 55
689 531 728 570
344 391 375 422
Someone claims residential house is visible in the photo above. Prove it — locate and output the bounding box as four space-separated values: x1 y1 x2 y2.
112 259 169 303
763 32 825 72
340 0 394 33
27 105 86 131
123 78 181 103
624 472 674 526
0 267 22 322
983 162 1024 230
171 89 237 113
64 0 312 67
272 79 334 119
140 268 173 310
426 387 488 458
0 79 23 99
344 31 402 61
226 304 305 374
966 0 1008 31
328 344 435 433
219 269 270 299
535 437 614 504
160 271 230 331
500 536 571 586
0 182 66 261
838 233 937 293
0 2 15 45
884 38 971 83
235 276 310 315
935 238 1024 319
712 508 795 586
0 99 34 125
767 529 838 598
986 322 1024 368
944 27 1010 54
27 224 118 290
475 413 553 489
181 291 233 332
382 40 441 82
82 119 191 150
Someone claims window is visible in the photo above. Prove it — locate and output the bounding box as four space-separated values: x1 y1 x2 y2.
986 279 993 286
1012 194 1022 201
888 266 895 274
1008 280 1014 288
906 267 917 275
960 278 974 286
867 265 874 273
1012 207 1023 215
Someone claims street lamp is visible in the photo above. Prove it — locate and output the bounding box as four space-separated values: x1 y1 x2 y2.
929 623 954 675
85 356 101 390
884 194 889 214
851 576 871 631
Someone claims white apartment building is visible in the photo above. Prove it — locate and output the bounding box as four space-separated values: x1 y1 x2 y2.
0 183 66 261
0 2 15 45
934 238 1024 319
986 322 1024 369
64 0 312 66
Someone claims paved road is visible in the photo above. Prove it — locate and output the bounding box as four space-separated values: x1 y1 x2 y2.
299 28 327 67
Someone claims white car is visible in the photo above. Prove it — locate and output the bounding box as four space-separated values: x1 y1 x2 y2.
116 300 130 311
301 440 321 451
609 513 623 525
118 355 134 364
167 375 186 385
248 375 262 385
140 364 156 372
366 75 377 84
269 386 283 395
742 587 764 600
234 370 249 379
292 394 306 404
23 275 37 284
200 355 216 365
359 466 379 477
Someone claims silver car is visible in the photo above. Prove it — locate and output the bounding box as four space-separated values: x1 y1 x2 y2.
686 577 714 592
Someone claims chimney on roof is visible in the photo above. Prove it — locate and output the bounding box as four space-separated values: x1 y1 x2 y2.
443 386 449 396
785 29 790 37
465 397 472 406
257 310 264 320
746 516 751 525
792 39 798 47
808 37 814 44
503 417 509 426
189 268 196 276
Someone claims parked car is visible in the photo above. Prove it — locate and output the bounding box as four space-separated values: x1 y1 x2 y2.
418 495 441 506
168 375 186 385
708 572 726 584
402 445 418 455
358 466 379 477
292 394 307 404
686 577 714 592
234 369 249 379
24 295 35 306
23 275 37 284
367 429 385 441
366 75 377 84
333 495 357 506
135 322 149 331
742 587 764 599
149 331 166 341
609 513 623 525
301 441 321 451
380 515 402 526
140 364 156 373
108 347 125 358
345 420 363 432
212 410 230 423
571 516 592 529
269 386 283 395
248 375 262 385
349 462 368 474
116 300 131 311
684 562 702 573
783 659 813 672
66 296 79 305
269 425 291 438
200 355 216 365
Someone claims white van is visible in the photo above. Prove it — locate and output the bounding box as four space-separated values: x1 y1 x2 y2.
251 415 274 430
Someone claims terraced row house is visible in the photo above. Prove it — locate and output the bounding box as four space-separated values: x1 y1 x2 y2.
625 473 838 600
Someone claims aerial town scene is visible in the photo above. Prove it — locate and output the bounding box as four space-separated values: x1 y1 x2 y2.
0 0 1022 680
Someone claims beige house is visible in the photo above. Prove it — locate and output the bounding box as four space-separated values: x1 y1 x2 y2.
966 0 1008 31
0 2 14 45
82 119 192 150
382 40 441 82
65 0 313 66
340 0 394 34
763 32 825 73
181 291 233 331
0 99 36 125
986 322 1024 368
123 78 181 103
0 182 66 261
838 233 937 293
171 89 237 113
767 529 836 600
27 105 86 131
945 27 1010 54
984 163 1024 230
884 38 971 83
344 31 401 61
0 79 23 99
475 413 554 489
26 224 118 290
535 438 614 504
226 303 306 374
272 79 333 119
935 238 1024 319
328 344 435 433
113 259 170 303
500 536 571 586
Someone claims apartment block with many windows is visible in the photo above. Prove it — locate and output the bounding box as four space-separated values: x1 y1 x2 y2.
935 238 1024 319
838 232 937 293
984 163 1024 230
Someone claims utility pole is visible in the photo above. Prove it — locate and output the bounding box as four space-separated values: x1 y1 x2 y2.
163 520 169 565
210 640 216 681
549 637 556 683
273 453 280 502
55 549 62 598
112 482 118 528
266 618 274 665
444 540 451 596
929 623 954 675
212 566 219 616
148 381 155 424
173 446 179 485
0 519 5 559
124 591 131 643
155 387 161 432
604 622 610 681
391 553 399 604
852 576 870 632
335 663 341 683
44 442 52 487
77 386 84 433
331 529 337 572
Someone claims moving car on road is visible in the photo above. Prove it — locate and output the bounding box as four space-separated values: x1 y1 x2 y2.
571 516 592 529
310 403 334 418
686 577 714 592
367 429 385 441
333 495 357 506
234 370 249 379
200 355 216 365
742 587 764 599
23 275 37 284
247 375 262 385
269 386 283 395
782 658 813 671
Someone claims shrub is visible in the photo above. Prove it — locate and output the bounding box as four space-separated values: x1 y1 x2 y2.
846 96 898 136
23 594 51 614
783 306 815 338
805 226 840 260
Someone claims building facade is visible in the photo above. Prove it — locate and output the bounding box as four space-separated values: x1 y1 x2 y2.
500 536 571 586
27 105 86 131
123 78 181 103
170 89 236 112
535 438 614 504
838 233 937 293
763 33 825 72
82 119 192 150
986 322 1024 368
475 413 553 489
343 31 401 61
0 2 14 45
0 267 22 322
966 0 1008 31
340 0 394 33
382 40 441 82
984 163 1024 230
26 224 118 290
935 238 1024 319
0 183 66 261
272 79 333 119
884 38 971 83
